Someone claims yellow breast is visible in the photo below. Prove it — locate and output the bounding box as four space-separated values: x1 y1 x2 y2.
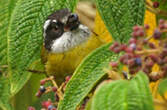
41 35 104 83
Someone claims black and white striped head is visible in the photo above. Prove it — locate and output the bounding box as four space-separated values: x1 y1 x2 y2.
43 8 91 53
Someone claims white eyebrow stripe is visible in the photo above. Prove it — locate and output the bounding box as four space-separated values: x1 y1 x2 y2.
52 19 57 23
43 19 51 31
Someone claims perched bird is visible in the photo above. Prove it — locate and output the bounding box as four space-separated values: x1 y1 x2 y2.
41 8 104 84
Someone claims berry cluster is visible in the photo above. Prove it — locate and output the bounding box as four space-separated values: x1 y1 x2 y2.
109 19 167 81
28 76 71 110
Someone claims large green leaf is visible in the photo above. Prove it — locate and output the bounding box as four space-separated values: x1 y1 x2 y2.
0 0 17 67
58 43 121 110
0 77 13 110
0 0 18 109
91 72 154 110
96 0 145 43
7 0 77 96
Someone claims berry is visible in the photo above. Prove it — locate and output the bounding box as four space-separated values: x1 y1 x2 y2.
39 86 46 93
113 47 122 53
135 58 142 66
149 54 159 62
153 1 159 8
52 87 57 92
148 43 156 49
40 80 46 85
110 62 118 68
159 24 165 30
133 25 141 31
48 105 55 110
120 44 127 51
129 38 137 44
125 47 134 53
153 29 161 39
137 30 144 37
129 43 137 50
65 76 71 82
144 24 150 29
42 100 52 108
55 93 59 101
28 106 35 110
159 19 165 24
128 59 135 67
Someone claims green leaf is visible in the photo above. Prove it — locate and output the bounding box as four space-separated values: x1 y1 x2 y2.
7 0 77 95
158 78 167 96
96 0 145 43
91 72 154 110
0 0 18 72
0 77 13 110
0 0 17 109
58 43 121 110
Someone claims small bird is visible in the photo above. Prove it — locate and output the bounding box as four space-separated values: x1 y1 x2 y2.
41 8 104 84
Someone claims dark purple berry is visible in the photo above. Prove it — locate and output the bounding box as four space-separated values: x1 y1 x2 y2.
135 58 142 66
39 86 46 93
55 93 59 101
153 29 161 39
153 1 159 8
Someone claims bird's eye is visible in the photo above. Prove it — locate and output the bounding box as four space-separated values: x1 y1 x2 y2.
54 25 59 31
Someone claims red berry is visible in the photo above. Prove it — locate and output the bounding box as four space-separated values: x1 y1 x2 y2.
159 24 165 30
52 87 57 92
133 25 141 31
28 107 35 110
153 1 159 8
128 59 135 67
145 60 154 67
149 54 159 62
137 30 145 37
65 76 71 82
148 43 156 49
113 47 122 53
131 32 138 38
110 62 118 68
125 47 134 53
40 80 46 85
144 24 150 29
120 44 127 51
129 38 137 44
42 100 52 108
159 19 165 24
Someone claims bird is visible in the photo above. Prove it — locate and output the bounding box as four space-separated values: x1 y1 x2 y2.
41 8 104 84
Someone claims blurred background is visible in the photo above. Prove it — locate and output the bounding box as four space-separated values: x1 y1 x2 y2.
76 0 96 30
